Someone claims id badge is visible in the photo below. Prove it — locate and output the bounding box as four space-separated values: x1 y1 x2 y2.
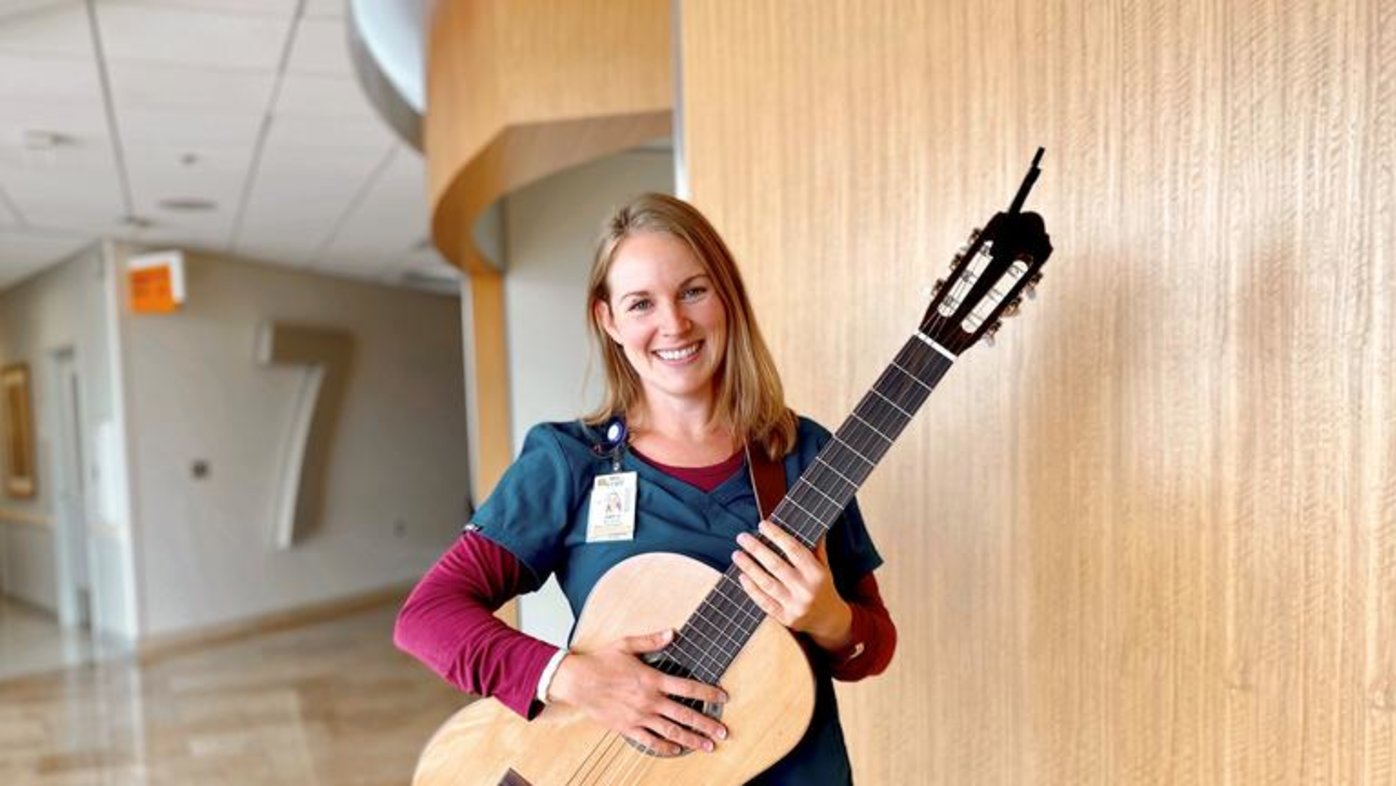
586 472 637 542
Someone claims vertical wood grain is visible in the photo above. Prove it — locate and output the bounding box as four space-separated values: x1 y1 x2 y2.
680 0 1393 782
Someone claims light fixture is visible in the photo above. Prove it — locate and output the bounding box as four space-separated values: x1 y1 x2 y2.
158 197 217 213
22 130 72 150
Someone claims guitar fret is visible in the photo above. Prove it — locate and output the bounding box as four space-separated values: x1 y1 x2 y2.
796 476 842 510
847 412 894 444
889 359 932 392
814 454 859 491
871 390 915 421
668 332 961 685
771 507 817 547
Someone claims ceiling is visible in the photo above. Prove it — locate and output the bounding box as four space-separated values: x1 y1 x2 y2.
0 0 460 294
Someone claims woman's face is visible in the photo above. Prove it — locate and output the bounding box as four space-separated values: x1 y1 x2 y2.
596 231 728 409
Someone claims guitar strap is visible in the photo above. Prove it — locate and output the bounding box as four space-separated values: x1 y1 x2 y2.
746 441 787 522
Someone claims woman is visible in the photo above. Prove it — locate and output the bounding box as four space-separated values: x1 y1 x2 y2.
394 193 896 784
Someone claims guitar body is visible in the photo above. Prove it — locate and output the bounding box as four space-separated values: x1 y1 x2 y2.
413 553 816 786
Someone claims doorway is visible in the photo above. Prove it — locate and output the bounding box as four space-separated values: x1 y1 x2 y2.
50 347 92 631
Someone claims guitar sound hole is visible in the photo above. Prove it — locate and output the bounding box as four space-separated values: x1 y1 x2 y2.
628 653 724 759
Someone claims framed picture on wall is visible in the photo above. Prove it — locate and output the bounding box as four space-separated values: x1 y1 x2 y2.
2 363 36 499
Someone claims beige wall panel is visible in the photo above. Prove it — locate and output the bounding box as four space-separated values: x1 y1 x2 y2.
426 0 672 274
682 1 1393 783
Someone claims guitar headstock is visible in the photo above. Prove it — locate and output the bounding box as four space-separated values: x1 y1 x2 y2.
921 149 1054 355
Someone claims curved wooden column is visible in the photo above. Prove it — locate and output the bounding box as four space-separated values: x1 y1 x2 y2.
424 0 671 522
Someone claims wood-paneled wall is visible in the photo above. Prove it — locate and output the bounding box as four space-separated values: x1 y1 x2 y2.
426 0 671 504
681 1 1394 782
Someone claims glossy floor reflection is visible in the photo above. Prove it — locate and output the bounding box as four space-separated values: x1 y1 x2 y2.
0 597 126 682
0 602 470 785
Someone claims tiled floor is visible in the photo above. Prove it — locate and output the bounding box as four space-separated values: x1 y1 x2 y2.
0 598 127 683
0 602 471 785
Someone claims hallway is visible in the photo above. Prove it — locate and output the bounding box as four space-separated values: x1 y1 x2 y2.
0 602 467 785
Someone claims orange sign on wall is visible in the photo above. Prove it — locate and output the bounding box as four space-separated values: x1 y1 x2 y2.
128 250 186 314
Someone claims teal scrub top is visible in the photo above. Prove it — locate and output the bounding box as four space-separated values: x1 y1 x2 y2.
471 416 884 785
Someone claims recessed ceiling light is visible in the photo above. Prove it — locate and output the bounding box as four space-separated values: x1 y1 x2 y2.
158 197 217 212
22 130 71 150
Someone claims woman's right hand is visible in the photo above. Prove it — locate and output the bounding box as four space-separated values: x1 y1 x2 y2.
546 629 729 756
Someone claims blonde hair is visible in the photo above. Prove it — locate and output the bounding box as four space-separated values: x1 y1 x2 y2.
584 193 796 460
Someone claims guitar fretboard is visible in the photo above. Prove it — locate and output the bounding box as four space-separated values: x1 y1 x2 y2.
669 334 955 684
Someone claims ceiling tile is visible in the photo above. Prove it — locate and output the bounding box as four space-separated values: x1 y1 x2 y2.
0 229 92 291
106 0 297 18
107 61 276 113
0 52 102 102
274 72 374 118
285 17 351 76
117 107 264 148
0 101 109 144
96 3 291 70
302 0 344 20
0 1 93 59
264 112 395 153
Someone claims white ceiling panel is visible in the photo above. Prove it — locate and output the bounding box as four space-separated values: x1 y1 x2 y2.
285 17 351 76
274 72 375 118
264 112 395 152
0 0 440 294
0 102 109 143
317 146 427 260
109 0 297 18
0 135 115 176
120 222 231 251
124 142 254 203
0 229 90 289
96 3 291 69
0 185 22 223
228 239 322 268
302 0 344 20
0 1 92 58
0 52 102 102
117 107 264 149
107 62 275 113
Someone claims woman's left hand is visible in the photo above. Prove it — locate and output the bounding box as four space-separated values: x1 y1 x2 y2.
733 520 853 652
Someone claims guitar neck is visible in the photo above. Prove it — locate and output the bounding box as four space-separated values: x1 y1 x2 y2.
669 333 957 684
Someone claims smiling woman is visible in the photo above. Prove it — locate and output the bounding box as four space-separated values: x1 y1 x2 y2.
396 193 897 785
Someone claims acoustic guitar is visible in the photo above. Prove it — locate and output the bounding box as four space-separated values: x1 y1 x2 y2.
413 150 1055 786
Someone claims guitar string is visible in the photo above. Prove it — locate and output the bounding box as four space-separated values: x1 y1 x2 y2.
567 650 697 785
565 728 623 785
604 357 928 786
570 334 950 784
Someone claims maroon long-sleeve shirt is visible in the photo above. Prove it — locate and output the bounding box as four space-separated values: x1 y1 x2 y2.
394 458 896 718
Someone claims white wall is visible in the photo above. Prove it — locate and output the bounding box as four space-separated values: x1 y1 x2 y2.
0 245 132 635
500 148 674 646
114 245 470 637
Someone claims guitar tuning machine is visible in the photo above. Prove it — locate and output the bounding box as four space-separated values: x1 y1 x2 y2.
983 319 1005 347
922 278 947 298
1023 272 1044 300
1000 299 1022 319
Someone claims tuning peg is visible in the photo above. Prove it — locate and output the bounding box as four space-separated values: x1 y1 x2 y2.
1024 273 1044 299
983 319 1004 346
1000 299 1022 318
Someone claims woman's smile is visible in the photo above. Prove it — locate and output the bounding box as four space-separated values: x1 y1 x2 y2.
597 231 728 405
